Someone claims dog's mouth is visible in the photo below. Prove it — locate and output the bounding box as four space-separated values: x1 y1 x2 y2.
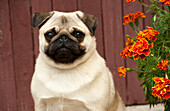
55 48 72 60
53 47 82 63
47 47 85 63
44 36 86 63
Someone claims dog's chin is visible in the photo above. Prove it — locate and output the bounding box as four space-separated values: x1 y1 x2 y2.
45 47 85 64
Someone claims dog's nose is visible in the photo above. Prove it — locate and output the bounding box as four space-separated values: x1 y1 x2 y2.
59 35 68 42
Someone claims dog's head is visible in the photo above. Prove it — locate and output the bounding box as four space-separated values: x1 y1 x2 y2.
33 11 98 68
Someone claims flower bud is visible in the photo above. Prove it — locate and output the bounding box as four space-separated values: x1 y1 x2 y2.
150 54 154 57
152 68 156 71
126 35 131 38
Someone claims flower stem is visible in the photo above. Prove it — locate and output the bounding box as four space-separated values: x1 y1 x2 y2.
156 8 166 14
129 22 138 35
138 0 150 7
137 26 140 32
134 29 138 35
164 101 170 111
138 70 145 73
134 20 140 32
126 68 137 72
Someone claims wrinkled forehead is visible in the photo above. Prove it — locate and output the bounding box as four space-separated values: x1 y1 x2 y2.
40 11 87 32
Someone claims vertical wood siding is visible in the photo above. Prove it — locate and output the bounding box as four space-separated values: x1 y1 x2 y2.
9 0 34 110
123 1 146 105
102 0 127 103
0 0 17 110
0 0 149 110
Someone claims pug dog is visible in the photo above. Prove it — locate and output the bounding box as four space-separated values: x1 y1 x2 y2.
31 11 125 111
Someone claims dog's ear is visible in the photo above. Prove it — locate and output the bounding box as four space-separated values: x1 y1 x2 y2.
32 12 54 28
76 12 98 35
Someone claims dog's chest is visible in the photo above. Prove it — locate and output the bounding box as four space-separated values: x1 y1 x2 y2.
36 68 95 95
31 54 110 110
40 97 89 111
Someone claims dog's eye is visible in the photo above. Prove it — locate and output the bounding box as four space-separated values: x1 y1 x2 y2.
46 32 53 37
44 29 56 41
72 31 85 38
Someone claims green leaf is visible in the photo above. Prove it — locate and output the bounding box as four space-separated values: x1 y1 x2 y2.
146 8 153 13
151 13 156 15
153 14 157 22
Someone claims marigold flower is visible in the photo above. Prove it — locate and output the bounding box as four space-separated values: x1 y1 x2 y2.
126 38 134 46
123 11 145 25
126 0 136 3
120 47 129 59
137 27 159 41
160 0 166 2
152 77 170 99
120 38 134 59
132 38 153 60
118 66 127 77
157 60 170 70
120 38 153 60
160 0 166 1
123 13 135 25
164 0 170 6
134 11 146 20
160 0 170 6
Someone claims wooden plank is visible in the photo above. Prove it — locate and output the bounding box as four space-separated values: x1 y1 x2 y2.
52 0 77 12
78 0 105 57
9 0 34 110
31 0 52 58
0 0 17 110
143 0 153 27
102 0 127 103
123 1 146 105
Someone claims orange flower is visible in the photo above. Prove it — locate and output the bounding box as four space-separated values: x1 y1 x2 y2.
126 38 134 46
134 11 146 20
164 0 170 6
120 38 153 60
132 38 153 60
120 47 129 59
118 66 127 77
123 13 135 25
123 11 145 25
137 27 159 41
160 0 170 6
160 0 166 2
120 38 134 59
157 60 170 70
152 77 170 99
126 0 136 3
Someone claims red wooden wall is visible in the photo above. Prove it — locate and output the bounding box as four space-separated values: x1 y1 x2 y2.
0 0 151 110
